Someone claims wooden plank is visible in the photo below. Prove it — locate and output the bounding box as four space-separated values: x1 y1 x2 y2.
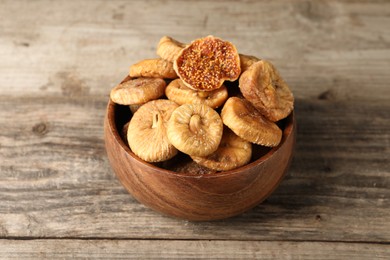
0 239 389 259
0 0 389 101
0 95 389 241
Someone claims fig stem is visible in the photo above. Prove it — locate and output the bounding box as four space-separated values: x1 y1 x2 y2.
189 114 201 133
152 112 160 129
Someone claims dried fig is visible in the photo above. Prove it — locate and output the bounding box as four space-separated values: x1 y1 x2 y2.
121 121 130 145
192 127 252 171
128 99 179 162
110 78 166 105
162 154 216 174
129 58 177 79
239 60 294 122
165 79 228 109
129 103 143 114
157 36 187 62
239 53 260 72
167 103 223 157
171 160 216 174
174 35 241 91
221 97 282 147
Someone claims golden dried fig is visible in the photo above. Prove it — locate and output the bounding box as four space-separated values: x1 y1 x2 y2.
167 103 223 157
110 78 166 105
239 53 260 72
221 97 282 147
129 58 177 79
162 154 217 174
128 99 179 162
192 127 252 171
239 60 294 122
174 35 241 91
129 103 143 114
165 79 228 109
172 160 217 174
121 121 130 145
157 36 187 62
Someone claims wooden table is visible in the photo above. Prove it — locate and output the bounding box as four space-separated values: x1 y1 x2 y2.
1 0 389 258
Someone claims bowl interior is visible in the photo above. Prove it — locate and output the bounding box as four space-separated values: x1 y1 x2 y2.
107 99 295 178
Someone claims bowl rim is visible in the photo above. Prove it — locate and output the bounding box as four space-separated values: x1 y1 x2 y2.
106 79 295 179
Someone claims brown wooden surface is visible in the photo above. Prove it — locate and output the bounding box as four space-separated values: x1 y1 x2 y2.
1 240 389 259
0 0 389 258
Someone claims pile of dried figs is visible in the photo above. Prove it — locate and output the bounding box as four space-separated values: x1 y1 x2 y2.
110 35 294 173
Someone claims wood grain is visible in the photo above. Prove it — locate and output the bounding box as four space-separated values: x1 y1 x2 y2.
0 0 389 257
0 0 389 100
0 96 388 241
1 240 389 259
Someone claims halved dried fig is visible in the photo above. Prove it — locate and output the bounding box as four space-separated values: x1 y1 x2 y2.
239 60 294 122
167 103 223 157
221 97 282 147
239 53 260 72
174 35 241 91
165 79 228 109
157 36 187 62
130 58 177 79
192 127 252 171
110 78 166 105
128 99 179 162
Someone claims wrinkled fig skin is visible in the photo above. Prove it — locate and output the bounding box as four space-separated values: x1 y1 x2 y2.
165 79 228 109
129 103 144 114
110 36 293 173
239 53 260 73
128 99 179 162
221 97 282 147
110 78 166 105
157 36 187 62
121 121 130 145
160 152 217 175
192 127 252 171
239 60 294 122
130 58 178 79
168 103 223 157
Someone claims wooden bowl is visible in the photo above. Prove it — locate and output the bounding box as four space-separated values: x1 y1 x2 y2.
104 87 296 221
